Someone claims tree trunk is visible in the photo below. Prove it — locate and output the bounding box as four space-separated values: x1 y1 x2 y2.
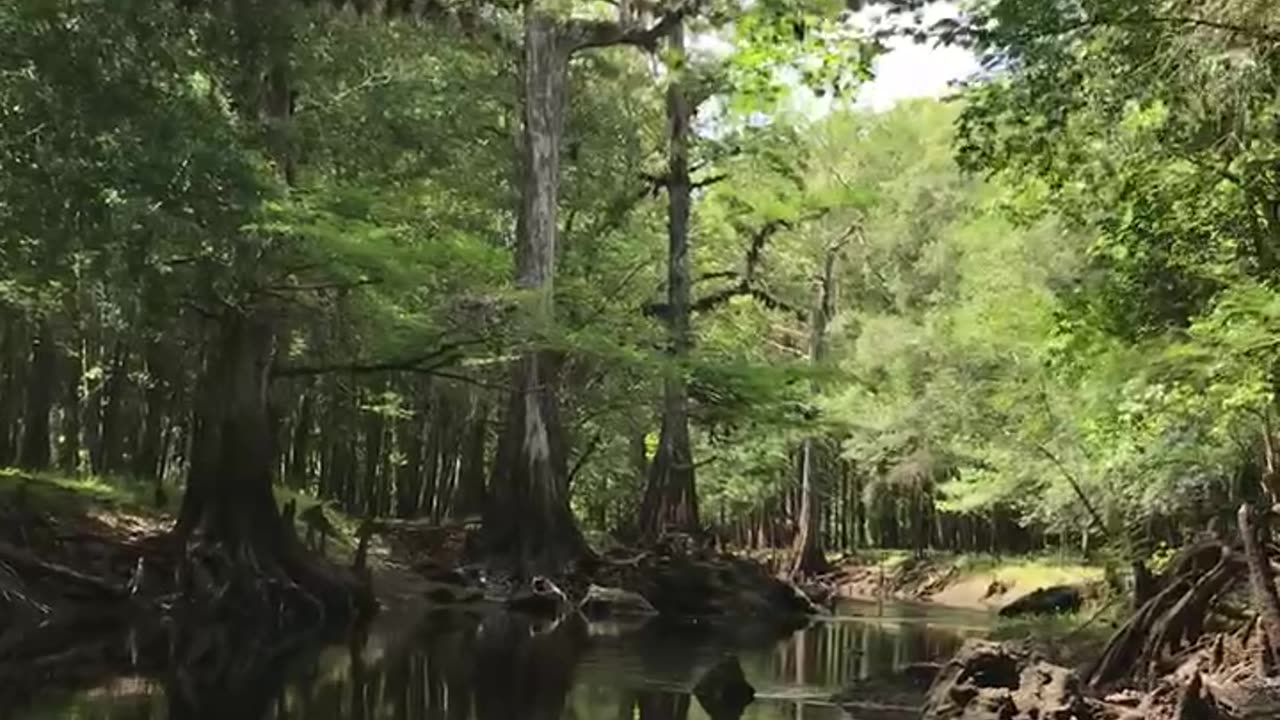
286 385 314 490
1239 503 1280 663
791 246 840 577
0 315 21 467
791 438 831 576
18 320 55 470
177 311 371 621
453 391 488 518
396 383 428 518
96 342 130 474
483 8 588 575
361 382 386 517
58 344 82 473
487 352 585 574
641 19 699 539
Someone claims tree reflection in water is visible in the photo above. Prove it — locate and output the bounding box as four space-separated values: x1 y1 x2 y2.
15 601 983 720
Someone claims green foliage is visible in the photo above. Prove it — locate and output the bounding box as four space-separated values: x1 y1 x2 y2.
8 0 1278 565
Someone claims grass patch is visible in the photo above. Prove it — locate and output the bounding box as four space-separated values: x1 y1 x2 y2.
1 469 359 550
991 599 1125 668
272 486 361 556
0 467 169 516
951 553 1105 589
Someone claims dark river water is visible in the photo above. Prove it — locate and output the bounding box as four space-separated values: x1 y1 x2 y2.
15 600 990 720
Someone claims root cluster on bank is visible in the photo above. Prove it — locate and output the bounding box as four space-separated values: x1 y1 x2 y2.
926 502 1280 720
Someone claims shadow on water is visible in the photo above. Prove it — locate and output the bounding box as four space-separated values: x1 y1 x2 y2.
13 600 990 720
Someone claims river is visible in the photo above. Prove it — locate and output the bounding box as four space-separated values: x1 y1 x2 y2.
16 600 991 720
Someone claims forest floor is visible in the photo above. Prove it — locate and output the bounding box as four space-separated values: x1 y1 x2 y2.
0 467 1101 619
0 469 816 622
0 468 416 616
814 550 1104 610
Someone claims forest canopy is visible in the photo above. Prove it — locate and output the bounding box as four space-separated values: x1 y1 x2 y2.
2 0 1279 585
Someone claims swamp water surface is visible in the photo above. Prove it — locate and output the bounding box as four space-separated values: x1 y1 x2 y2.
18 600 990 720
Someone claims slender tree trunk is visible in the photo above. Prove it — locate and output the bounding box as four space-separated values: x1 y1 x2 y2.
791 246 840 577
59 345 82 472
453 391 489 518
641 19 699 539
422 408 442 520
18 320 56 470
361 382 386 517
396 383 428 518
94 342 129 474
483 8 587 575
286 386 314 490
134 281 174 485
0 315 21 467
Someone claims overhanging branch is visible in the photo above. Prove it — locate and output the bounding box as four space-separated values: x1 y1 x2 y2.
271 337 487 379
565 5 691 53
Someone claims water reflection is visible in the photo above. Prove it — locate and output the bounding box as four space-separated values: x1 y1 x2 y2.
18 600 988 720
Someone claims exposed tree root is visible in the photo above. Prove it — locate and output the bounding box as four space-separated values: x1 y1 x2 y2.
1238 503 1280 665
0 539 129 600
1087 504 1280 699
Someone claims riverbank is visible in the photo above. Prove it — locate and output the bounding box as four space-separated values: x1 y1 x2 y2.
819 550 1104 611
0 469 817 631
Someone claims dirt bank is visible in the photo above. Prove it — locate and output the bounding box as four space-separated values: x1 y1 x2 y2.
824 551 1103 611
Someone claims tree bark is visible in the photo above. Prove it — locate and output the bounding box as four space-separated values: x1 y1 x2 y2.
178 311 370 619
791 246 842 576
641 19 699 539
483 7 588 576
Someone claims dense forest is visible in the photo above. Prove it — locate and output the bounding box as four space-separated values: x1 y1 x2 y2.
5 0 1280 717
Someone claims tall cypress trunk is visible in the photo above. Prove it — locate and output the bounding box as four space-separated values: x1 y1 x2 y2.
178 311 369 617
18 320 56 470
179 313 280 543
483 7 587 575
171 0 368 621
791 243 843 576
641 20 699 539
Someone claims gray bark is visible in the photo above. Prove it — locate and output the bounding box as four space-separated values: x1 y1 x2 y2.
642 19 700 538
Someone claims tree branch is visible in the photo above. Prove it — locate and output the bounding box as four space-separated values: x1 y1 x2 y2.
692 173 729 190
567 432 604 490
1032 443 1111 540
565 8 688 53
271 338 486 379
